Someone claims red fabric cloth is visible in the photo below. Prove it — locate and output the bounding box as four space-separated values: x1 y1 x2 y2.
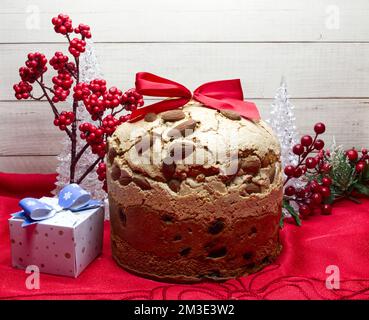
1 172 369 300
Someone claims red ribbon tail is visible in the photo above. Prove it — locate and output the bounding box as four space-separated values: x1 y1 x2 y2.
193 79 261 121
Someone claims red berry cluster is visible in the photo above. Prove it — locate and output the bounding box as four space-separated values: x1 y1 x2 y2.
19 52 48 83
284 122 334 218
103 87 123 109
79 123 106 158
13 81 32 100
69 38 86 57
121 88 144 111
97 162 107 181
101 115 121 136
346 148 369 173
96 163 107 191
83 94 106 121
118 114 131 123
285 177 333 218
284 123 328 180
73 82 90 100
52 71 73 102
75 80 143 121
52 14 73 35
74 24 91 39
49 52 69 71
53 111 75 131
89 79 107 95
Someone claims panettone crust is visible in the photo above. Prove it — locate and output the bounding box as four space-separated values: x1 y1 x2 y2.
107 102 283 282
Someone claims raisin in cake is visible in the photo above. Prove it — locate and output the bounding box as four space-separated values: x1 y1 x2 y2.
107 101 283 283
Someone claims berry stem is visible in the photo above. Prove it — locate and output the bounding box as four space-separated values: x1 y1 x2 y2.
111 106 124 116
76 156 103 184
30 93 46 101
69 59 79 182
73 142 89 166
43 85 55 94
284 133 318 186
36 79 72 139
65 63 77 79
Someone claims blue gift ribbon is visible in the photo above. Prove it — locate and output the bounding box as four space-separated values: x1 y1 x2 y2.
11 184 101 227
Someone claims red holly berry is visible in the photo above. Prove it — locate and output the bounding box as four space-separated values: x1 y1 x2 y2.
84 94 106 119
53 111 75 130
293 144 305 156
301 135 313 147
13 81 33 100
74 24 91 39
356 162 365 173
52 87 70 103
101 115 120 136
306 157 317 169
322 177 332 187
320 163 331 173
52 71 73 90
296 189 306 198
51 71 73 102
103 87 122 109
346 149 358 162
310 180 321 193
102 180 108 192
311 192 323 205
51 14 73 35
96 162 107 181
119 114 131 124
49 52 69 71
314 122 326 134
314 139 325 150
19 52 48 83
362 148 368 155
73 82 90 100
285 186 295 196
293 167 303 178
69 38 86 57
79 122 106 157
121 88 144 111
284 165 295 177
321 204 332 215
299 205 310 217
320 186 331 198
89 79 107 96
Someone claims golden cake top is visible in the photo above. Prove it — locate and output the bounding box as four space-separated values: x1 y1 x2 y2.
108 101 280 187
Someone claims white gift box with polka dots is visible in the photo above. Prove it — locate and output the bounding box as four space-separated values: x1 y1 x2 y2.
8 197 104 278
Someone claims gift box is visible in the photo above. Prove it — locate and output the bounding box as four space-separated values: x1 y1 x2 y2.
8 184 104 278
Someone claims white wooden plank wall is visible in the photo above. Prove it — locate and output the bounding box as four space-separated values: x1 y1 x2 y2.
0 0 368 173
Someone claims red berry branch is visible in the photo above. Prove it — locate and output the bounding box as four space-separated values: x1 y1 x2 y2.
282 123 369 226
13 13 144 191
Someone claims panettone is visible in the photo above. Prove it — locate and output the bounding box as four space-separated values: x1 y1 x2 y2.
107 101 283 282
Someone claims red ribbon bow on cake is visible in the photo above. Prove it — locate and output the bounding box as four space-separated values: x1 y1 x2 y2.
128 72 260 122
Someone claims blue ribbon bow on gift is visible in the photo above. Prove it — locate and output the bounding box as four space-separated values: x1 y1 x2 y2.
12 184 101 227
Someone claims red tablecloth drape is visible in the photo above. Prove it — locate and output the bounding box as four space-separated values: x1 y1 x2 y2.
1 172 369 300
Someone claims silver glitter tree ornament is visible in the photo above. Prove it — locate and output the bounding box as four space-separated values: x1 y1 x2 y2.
267 77 299 168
